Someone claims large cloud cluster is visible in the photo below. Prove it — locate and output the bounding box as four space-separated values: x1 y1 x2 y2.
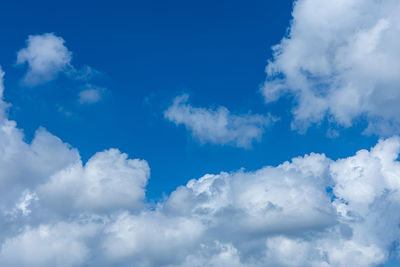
1 67 400 266
263 0 400 135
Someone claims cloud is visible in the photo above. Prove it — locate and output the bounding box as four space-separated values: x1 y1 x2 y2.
39 149 149 214
15 33 106 106
2 65 400 266
262 0 400 135
164 94 276 148
3 18 400 265
0 223 93 267
78 85 104 104
16 33 72 86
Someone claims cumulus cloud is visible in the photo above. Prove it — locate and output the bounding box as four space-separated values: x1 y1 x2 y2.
164 94 276 148
0 223 93 267
262 0 400 135
3 18 400 265
39 149 149 214
2 63 400 266
16 33 72 86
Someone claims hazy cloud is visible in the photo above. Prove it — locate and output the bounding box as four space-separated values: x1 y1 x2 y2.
78 85 104 104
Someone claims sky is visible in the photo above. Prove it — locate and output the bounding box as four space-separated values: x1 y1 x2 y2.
1 0 400 266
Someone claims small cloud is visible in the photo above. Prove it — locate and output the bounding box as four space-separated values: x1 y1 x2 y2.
16 33 72 86
16 33 103 88
78 85 105 104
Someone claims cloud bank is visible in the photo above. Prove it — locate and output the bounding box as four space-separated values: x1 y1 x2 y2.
262 0 400 135
1 67 400 266
164 94 275 148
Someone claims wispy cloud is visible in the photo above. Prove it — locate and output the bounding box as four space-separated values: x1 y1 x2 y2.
164 94 276 148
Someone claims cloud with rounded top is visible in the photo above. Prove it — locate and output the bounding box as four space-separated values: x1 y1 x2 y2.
16 33 72 86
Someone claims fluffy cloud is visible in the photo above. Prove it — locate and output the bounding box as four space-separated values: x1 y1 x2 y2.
0 223 93 267
164 137 400 267
3 26 400 266
39 149 149 214
16 33 106 106
0 66 150 244
16 33 72 86
164 94 275 148
3 63 400 265
262 0 400 135
102 212 204 266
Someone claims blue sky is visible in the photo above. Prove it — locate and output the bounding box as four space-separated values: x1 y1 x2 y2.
0 0 378 199
1 0 400 266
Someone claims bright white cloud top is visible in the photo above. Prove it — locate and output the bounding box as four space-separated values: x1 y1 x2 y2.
263 0 400 135
1 65 400 266
165 94 275 148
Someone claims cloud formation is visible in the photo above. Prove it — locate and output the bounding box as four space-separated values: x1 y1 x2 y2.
16 33 72 86
1 67 400 266
164 94 275 148
262 0 400 135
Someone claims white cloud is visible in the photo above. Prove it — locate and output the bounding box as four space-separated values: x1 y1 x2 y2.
164 94 276 148
78 85 104 104
1 90 400 266
162 137 400 267
16 33 72 86
0 223 94 267
262 0 400 135
15 33 105 107
102 212 204 265
4 30 400 266
39 149 149 214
